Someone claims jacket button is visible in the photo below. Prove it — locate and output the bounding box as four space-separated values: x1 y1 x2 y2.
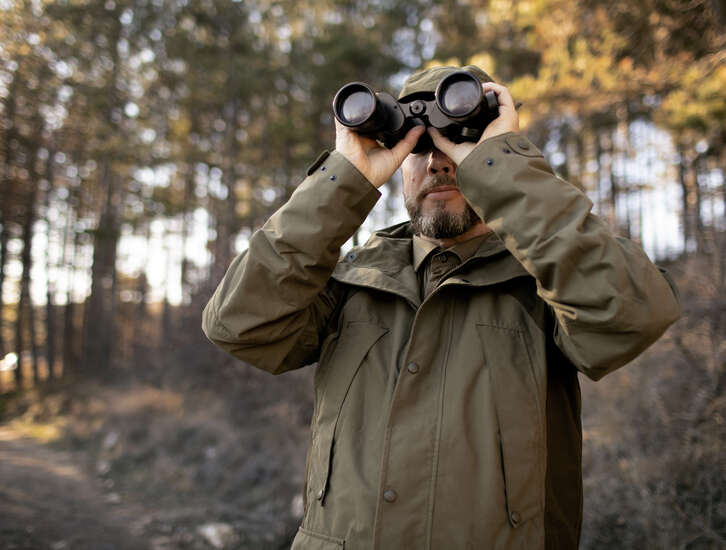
510 511 521 526
486 158 494 165
383 489 397 502
316 489 324 500
517 140 530 150
407 362 419 374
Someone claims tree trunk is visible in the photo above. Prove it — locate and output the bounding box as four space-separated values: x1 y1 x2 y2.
677 142 703 254
161 227 173 349
693 155 705 252
677 143 691 252
617 104 633 239
14 284 25 388
594 129 604 215
558 123 571 182
0 73 19 360
44 151 56 379
62 231 80 375
27 282 40 382
81 9 125 376
82 160 121 374
133 270 149 367
212 100 242 285
15 146 41 385
131 221 150 367
607 127 619 231
180 163 195 306
0 218 6 359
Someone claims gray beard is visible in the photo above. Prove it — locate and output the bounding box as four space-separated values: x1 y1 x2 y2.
405 175 480 239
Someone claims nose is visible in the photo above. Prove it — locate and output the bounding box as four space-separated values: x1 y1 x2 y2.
427 148 456 176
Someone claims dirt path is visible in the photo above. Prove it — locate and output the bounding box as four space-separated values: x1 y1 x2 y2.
0 424 150 550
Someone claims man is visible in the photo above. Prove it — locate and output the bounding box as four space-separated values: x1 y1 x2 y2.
202 65 680 549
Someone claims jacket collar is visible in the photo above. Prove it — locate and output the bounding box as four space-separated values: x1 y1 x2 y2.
331 221 529 308
412 232 489 272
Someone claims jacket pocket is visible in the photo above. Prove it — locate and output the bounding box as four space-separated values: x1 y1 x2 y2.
291 526 344 549
476 323 545 528
308 321 388 507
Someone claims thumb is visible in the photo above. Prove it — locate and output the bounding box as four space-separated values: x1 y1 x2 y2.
427 127 475 166
427 127 455 158
389 125 426 164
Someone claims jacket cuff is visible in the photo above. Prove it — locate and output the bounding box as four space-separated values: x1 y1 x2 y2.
265 150 381 263
458 132 543 200
455 132 574 231
304 149 381 219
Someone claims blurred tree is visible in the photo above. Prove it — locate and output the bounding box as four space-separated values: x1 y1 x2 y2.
43 0 166 374
0 1 60 383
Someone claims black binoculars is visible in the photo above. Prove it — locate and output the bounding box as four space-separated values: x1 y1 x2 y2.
332 70 499 154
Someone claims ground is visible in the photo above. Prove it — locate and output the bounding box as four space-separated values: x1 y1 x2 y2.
0 371 309 550
0 424 148 550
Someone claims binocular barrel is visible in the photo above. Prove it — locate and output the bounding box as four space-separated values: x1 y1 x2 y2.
332 83 405 136
436 71 487 119
332 70 499 153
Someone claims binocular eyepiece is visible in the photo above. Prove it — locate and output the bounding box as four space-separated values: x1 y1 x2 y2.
332 70 499 154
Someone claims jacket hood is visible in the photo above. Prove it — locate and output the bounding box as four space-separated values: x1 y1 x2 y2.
372 220 415 239
331 221 530 309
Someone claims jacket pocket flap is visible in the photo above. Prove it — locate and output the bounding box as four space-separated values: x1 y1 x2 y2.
310 322 388 505
476 323 545 526
291 527 344 549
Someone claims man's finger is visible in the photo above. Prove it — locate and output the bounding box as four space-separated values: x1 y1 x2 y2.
336 121 378 157
427 128 476 166
389 125 425 164
427 128 455 157
334 119 355 150
482 82 515 111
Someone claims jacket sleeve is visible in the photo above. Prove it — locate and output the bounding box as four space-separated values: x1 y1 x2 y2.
456 132 681 381
202 151 381 374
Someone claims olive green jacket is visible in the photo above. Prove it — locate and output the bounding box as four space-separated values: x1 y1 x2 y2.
202 132 680 550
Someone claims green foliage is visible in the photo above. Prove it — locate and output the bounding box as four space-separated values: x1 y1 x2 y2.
659 64 726 135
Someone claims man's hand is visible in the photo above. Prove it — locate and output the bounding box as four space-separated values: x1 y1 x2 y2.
428 82 520 166
335 121 425 188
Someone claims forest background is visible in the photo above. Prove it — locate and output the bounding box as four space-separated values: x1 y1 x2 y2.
0 0 724 549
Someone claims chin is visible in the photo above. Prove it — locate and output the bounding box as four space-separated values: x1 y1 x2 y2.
411 206 480 240
422 204 467 218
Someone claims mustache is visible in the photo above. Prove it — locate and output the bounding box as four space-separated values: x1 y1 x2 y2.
416 174 459 201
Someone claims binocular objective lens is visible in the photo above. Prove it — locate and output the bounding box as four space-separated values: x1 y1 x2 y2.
341 91 375 125
441 79 481 117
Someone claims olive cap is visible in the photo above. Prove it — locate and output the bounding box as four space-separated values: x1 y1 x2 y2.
398 65 494 99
